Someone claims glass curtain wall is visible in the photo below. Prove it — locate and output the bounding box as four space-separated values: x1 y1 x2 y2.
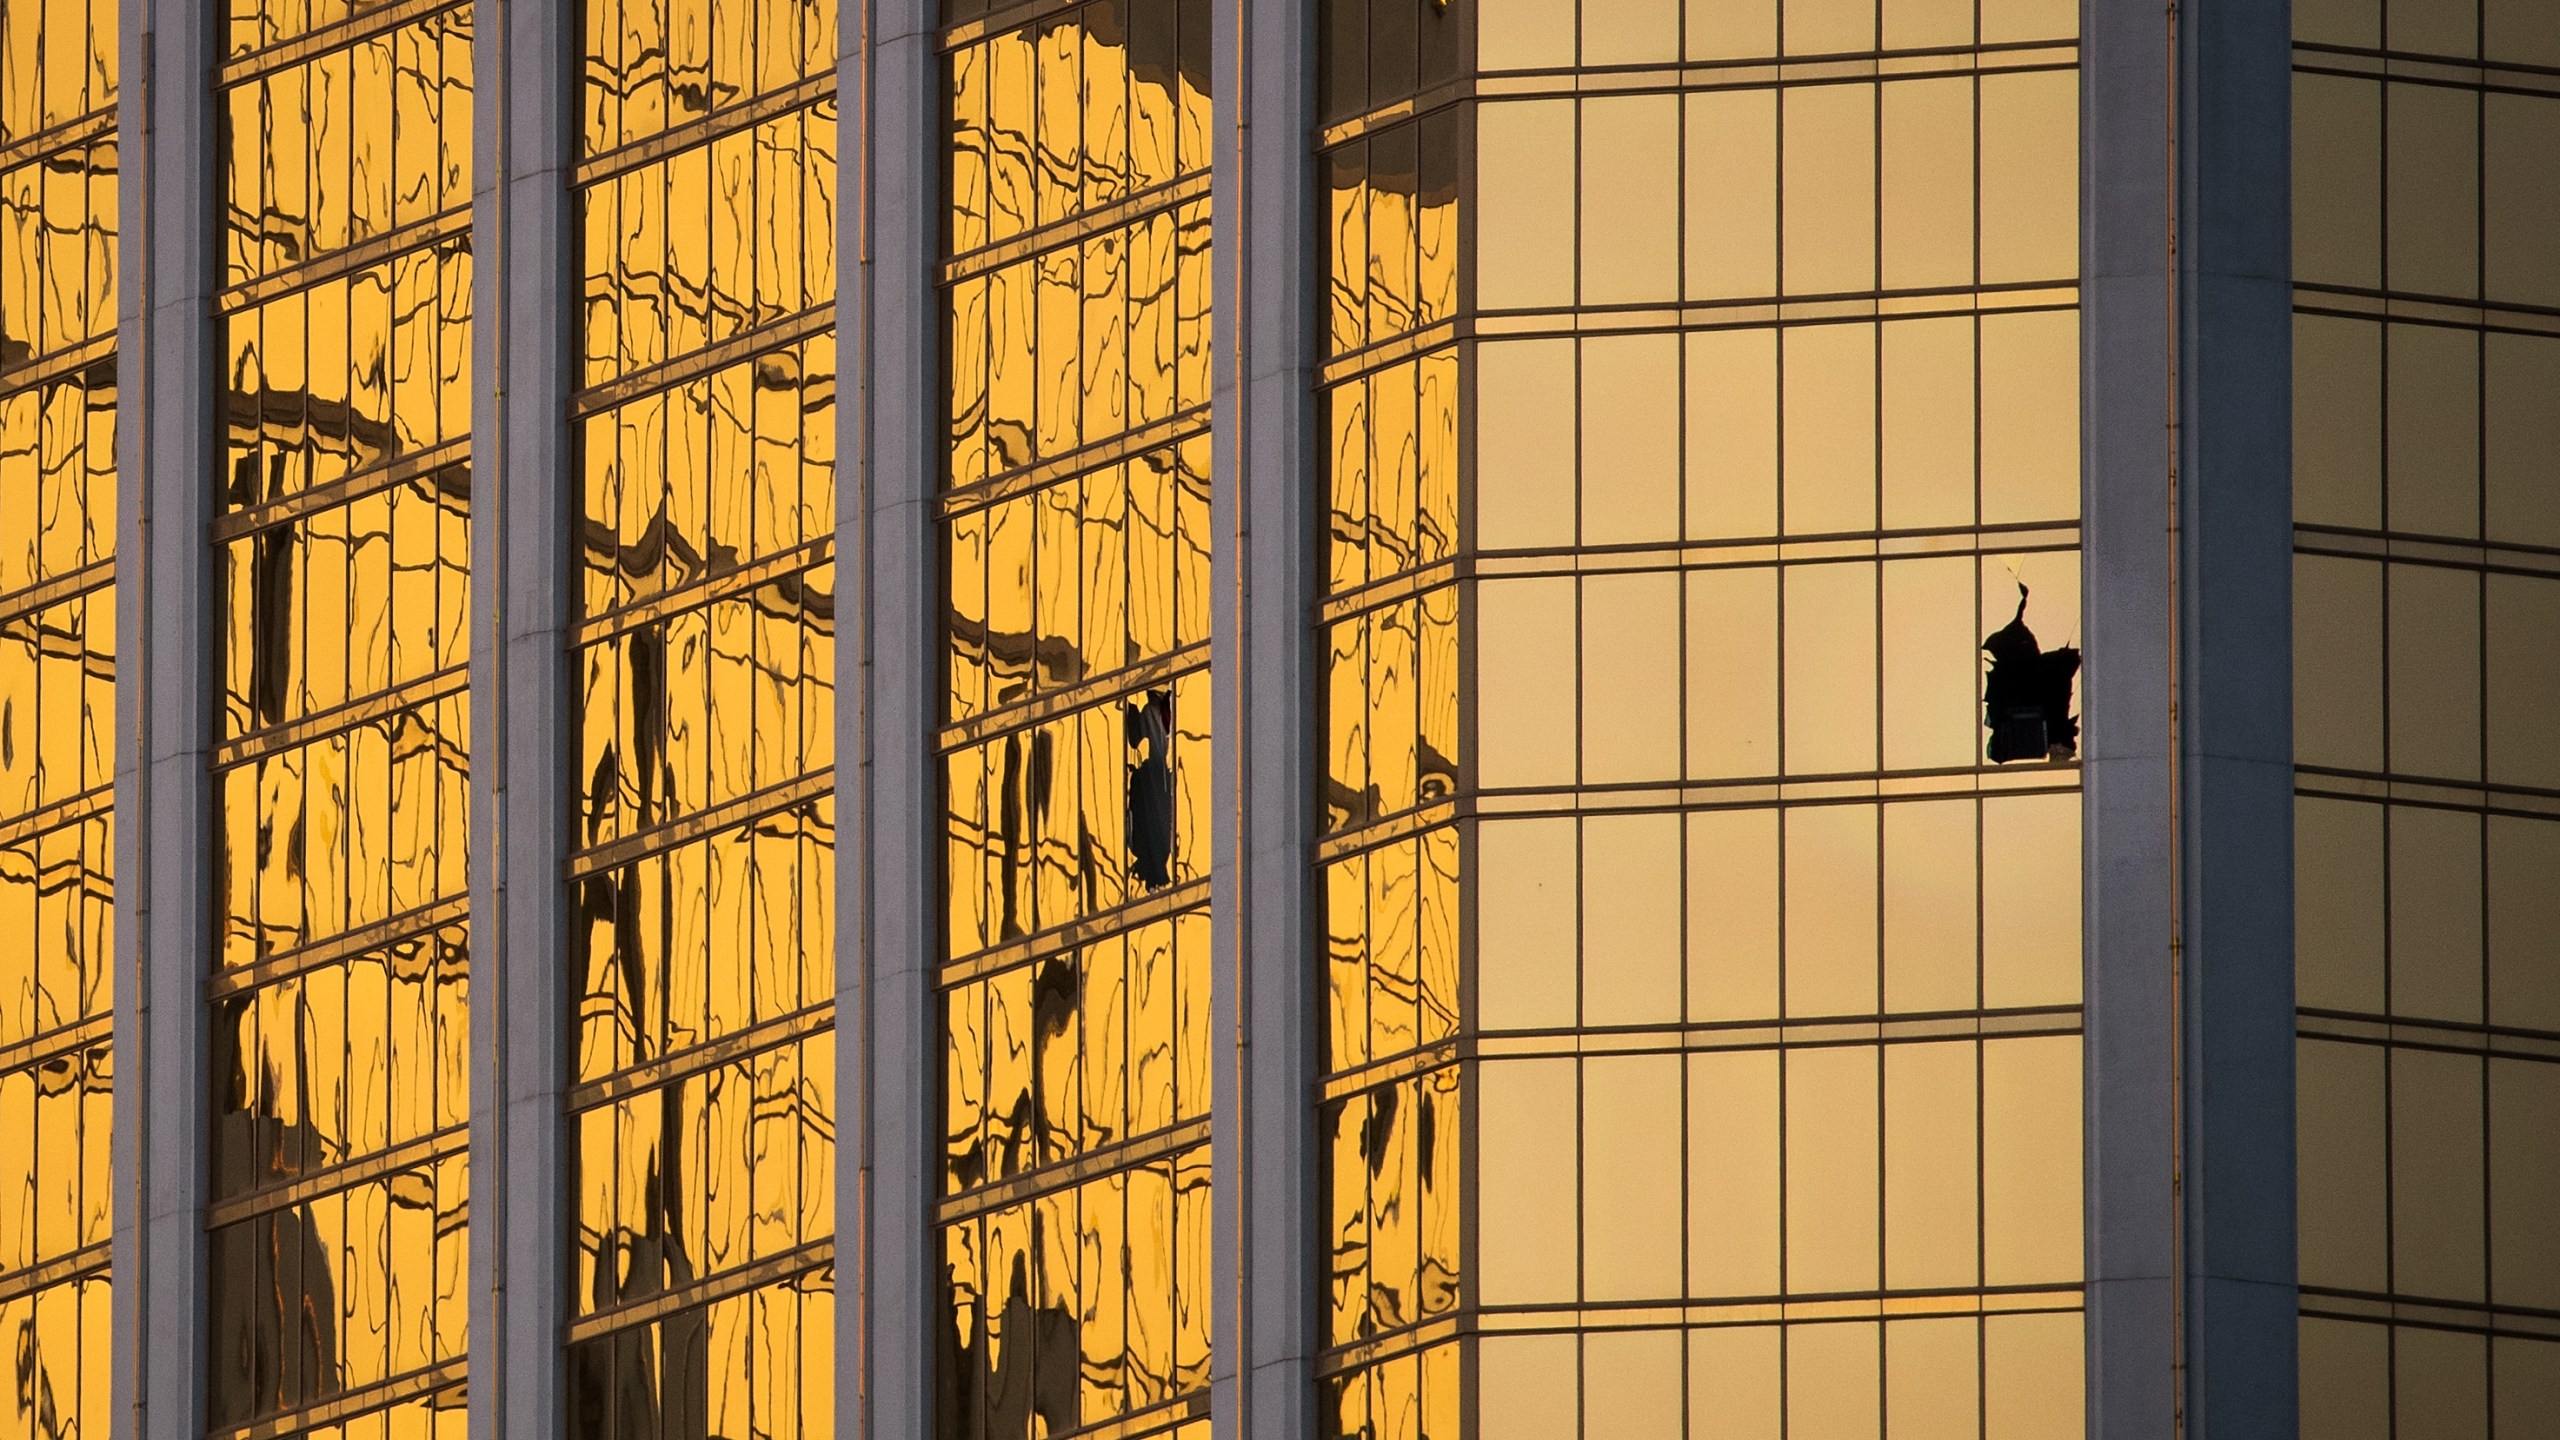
1319 0 2091 1435
0 3 118 1434
2292 0 2560 1433
208 4 475 1436
564 5 841 1437
931 3 1215 1438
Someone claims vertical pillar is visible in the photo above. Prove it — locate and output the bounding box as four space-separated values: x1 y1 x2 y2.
2175 0 2298 1433
1214 2 1319 1439
857 1 942 1436
112 4 219 1436
2079 0 2177 1430
470 7 576 1437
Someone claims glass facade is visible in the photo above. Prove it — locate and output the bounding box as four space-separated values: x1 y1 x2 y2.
933 3 1215 1438
565 4 841 1436
0 3 118 1436
2292 0 2560 1433
208 3 474 1436
1317 1 2090 1435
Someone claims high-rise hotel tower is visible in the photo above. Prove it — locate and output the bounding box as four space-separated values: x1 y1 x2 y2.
0 0 2544 1436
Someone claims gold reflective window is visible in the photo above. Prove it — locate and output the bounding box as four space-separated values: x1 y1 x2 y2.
566 8 840 1432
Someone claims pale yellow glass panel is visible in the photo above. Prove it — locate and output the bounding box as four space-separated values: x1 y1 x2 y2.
1582 571 1680 785
1689 1049 1781 1297
1782 322 1877 535
1584 1054 1683 1301
1881 77 1973 291
1979 309 2079 525
1981 792 2080 1009
2387 321 2481 540
1782 560 1878 776
2294 555 2384 773
1787 1046 1881 1292
1688 808 1781 1024
2295 313 2383 530
1786 0 1877 54
1982 1035 2081 1285
2301 1318 2392 1440
1476 338 1578 549
2388 560 2482 781
2393 0 2479 57
1881 316 1975 531
2395 1327 2489 1440
2388 81 2481 300
1981 0 2076 41
2297 796 2386 1015
1585 1329 1682 1440
2298 1038 2390 1292
2392 803 2484 1025
1984 1311 2084 1440
1979 70 2076 284
1476 0 1577 71
1585 0 1682 63
2485 333 2560 549
2394 1048 2487 1301
1583 813 1681 1025
1782 85 1877 294
2487 0 2560 66
1477 577 1579 788
1478 1334 1578 1440
1477 100 1577 310
1882 556 1978 772
1476 1059 1579 1304
1582 94 1680 305
1787 802 1879 1018
2495 1338 2560 1440
2488 816 2560 1033
1685 90 1778 301
2294 75 2382 290
1886 1041 1979 1291
2485 94 2560 310
2296 0 2378 47
1883 799 1976 1014
1689 0 1778 59
2489 1058 2560 1310
1787 1321 1881 1440
1690 1327 1783 1439
1887 1317 1980 1440
1581 332 1681 545
1686 327 1780 538
1477 816 1580 1031
1686 567 1779 779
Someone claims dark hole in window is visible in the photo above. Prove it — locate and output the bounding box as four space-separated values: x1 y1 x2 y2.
1983 583 2081 763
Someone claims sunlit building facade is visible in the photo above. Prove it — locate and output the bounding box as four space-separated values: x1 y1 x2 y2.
13 0 2545 1437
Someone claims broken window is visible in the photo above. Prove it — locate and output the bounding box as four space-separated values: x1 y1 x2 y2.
1983 584 2082 763
1127 689 1177 888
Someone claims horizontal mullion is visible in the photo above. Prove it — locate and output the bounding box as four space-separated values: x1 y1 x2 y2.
941 171 1210 286
938 644 1207 754
217 205 473 316
568 1005 836 1112
573 536 836 648
936 1115 1211 1226
216 0 467 89
207 893 469 1002
572 71 839 190
211 664 469 773
939 876 1211 989
204 1126 467 1231
211 441 470 546
566 768 834 883
564 1241 834 1346
570 305 835 421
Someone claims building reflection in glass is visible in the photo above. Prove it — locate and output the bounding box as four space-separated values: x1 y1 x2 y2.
934 3 1215 1438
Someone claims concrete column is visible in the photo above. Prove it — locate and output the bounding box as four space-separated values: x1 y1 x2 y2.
855 1 942 1436
469 7 578 1437
112 5 222 1436
1213 2 1320 1439
2079 0 2178 1431
2174 0 2298 1433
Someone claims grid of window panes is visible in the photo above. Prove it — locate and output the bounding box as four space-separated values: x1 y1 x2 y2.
934 4 1215 1438
1318 2 2092 1436
2291 1 2560 1433
0 4 118 1436
564 6 841 1437
207 6 474 1436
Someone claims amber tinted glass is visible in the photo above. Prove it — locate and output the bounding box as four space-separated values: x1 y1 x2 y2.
565 6 840 1435
206 6 473 1435
2293 5 2560 1426
1319 1 2087 1432
935 4 1215 1437
0 4 117 1433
